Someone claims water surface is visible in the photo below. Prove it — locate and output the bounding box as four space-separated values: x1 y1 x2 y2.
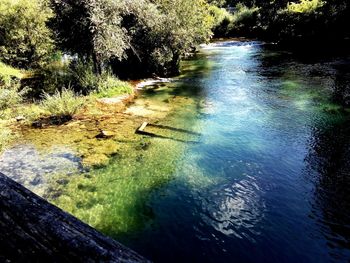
1 41 350 262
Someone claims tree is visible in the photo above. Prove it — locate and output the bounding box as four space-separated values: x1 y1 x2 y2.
120 0 214 76
50 0 130 75
51 0 215 77
0 0 55 68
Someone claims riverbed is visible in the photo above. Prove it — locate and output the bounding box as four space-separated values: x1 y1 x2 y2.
1 40 350 262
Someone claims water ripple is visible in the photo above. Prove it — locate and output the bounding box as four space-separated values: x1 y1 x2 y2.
201 176 265 241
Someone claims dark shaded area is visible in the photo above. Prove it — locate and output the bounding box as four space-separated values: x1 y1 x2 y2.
0 173 150 263
217 0 350 55
32 115 73 128
305 120 350 259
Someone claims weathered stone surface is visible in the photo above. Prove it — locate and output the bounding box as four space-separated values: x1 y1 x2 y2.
0 172 151 263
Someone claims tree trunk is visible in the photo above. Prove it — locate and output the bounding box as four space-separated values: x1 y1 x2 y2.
92 52 102 75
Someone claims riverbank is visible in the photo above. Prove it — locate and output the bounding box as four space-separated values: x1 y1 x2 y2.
0 78 154 168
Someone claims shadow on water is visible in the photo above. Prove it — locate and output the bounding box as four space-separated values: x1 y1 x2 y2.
305 119 350 260
147 124 201 136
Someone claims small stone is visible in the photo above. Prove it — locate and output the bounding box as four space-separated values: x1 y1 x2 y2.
15 115 26 122
95 130 115 139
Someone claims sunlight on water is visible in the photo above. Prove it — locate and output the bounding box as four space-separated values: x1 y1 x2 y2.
0 40 349 262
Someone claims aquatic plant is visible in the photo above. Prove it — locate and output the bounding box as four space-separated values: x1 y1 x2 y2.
50 136 183 237
41 88 84 117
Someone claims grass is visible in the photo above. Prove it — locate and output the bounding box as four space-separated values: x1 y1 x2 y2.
0 84 28 119
41 88 85 117
94 74 134 99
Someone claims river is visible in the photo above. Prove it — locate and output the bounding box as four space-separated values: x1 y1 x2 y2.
1 40 350 262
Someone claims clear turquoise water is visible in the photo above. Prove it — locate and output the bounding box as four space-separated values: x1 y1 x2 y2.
124 41 350 262
1 40 349 263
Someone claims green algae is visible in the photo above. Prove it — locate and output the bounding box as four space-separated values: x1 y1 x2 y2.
1 73 203 237
50 135 185 236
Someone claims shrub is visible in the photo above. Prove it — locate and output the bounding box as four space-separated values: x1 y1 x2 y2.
41 88 84 117
286 0 324 14
70 60 99 94
209 5 234 36
94 73 133 98
0 84 28 116
228 3 260 35
232 3 259 24
0 125 12 152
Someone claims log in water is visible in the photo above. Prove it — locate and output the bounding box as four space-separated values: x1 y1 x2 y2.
0 172 150 263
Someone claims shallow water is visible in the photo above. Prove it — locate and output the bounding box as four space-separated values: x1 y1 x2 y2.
1 41 350 262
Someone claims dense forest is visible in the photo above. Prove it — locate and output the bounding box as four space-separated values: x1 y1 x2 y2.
212 0 350 48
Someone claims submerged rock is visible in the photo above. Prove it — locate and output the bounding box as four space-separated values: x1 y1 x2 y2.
82 153 109 168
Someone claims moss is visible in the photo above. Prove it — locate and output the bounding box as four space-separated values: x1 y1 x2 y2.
320 103 344 114
82 154 110 168
50 135 184 236
1 55 207 238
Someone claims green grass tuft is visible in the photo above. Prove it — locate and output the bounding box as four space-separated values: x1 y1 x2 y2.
94 74 133 98
41 88 84 117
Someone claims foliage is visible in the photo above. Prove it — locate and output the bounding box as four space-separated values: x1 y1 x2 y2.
94 74 133 98
208 5 234 37
41 88 84 117
286 0 324 14
0 84 27 115
0 0 55 68
69 59 100 93
0 62 24 86
227 3 260 36
208 0 227 7
50 0 215 77
50 0 129 74
232 3 260 23
212 0 350 45
0 125 12 152
35 60 72 96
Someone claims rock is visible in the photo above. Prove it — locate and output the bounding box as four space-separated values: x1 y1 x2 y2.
15 115 26 122
97 95 129 105
95 130 115 139
82 154 109 168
